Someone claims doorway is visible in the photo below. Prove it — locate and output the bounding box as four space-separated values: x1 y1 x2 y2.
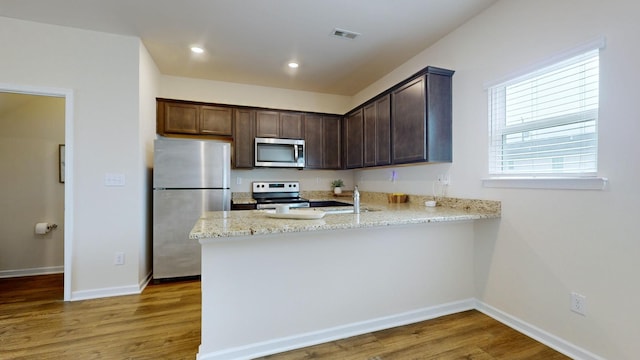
0 84 73 301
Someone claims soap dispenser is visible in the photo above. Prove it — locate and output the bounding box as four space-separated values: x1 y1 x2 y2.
353 185 360 214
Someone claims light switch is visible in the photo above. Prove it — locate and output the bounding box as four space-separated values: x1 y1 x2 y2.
104 173 126 187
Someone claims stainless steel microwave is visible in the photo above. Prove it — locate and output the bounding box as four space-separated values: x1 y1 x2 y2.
254 137 305 168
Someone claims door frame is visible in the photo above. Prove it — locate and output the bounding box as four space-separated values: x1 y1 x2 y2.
0 83 74 301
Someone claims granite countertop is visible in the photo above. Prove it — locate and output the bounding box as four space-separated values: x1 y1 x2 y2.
191 194 501 242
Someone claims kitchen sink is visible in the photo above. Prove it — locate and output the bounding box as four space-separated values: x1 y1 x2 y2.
308 200 353 207
322 208 357 214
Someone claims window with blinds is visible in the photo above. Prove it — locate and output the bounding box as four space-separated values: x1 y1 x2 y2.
488 49 600 176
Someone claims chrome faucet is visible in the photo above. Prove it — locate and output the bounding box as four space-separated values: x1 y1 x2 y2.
353 186 360 214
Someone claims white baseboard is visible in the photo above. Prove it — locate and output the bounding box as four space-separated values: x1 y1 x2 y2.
70 271 153 301
197 298 476 360
0 266 64 278
139 271 152 292
475 300 605 360
198 298 606 360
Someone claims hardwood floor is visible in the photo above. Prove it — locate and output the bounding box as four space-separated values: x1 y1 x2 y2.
0 274 201 360
256 310 571 360
0 274 569 360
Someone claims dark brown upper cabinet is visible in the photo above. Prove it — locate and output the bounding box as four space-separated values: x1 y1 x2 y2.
256 110 304 139
233 108 255 169
322 115 342 169
157 99 233 137
280 112 305 139
305 114 342 169
391 68 453 164
155 65 452 171
391 76 427 163
363 94 391 167
200 105 233 136
344 109 364 169
255 110 279 138
159 101 199 134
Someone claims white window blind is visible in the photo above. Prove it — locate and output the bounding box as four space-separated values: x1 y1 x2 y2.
488 49 600 177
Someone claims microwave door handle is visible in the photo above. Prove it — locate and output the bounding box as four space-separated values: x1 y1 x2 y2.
294 145 299 162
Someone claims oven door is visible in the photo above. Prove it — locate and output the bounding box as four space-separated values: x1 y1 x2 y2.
254 138 305 168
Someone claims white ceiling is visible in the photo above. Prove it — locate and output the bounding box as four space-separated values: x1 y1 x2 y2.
0 0 497 95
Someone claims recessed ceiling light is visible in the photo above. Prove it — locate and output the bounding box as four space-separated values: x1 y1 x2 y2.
288 62 299 69
190 46 204 54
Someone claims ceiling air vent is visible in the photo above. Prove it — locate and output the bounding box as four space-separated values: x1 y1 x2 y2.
330 28 360 40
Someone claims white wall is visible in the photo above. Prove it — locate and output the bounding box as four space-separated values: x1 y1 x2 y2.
0 17 153 299
352 1 640 358
0 95 65 275
160 75 351 115
199 222 476 358
138 43 161 285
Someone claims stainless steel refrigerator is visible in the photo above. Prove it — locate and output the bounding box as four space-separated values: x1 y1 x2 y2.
153 137 231 280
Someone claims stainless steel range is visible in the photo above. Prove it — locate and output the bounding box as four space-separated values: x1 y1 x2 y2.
252 181 310 209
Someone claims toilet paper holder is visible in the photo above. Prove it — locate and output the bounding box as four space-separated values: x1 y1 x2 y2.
35 222 58 234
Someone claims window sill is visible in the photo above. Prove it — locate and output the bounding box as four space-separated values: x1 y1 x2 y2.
482 177 608 190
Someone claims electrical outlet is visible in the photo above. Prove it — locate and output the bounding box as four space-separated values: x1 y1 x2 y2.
236 177 242 185
114 252 125 265
104 173 125 187
437 174 450 185
570 292 587 315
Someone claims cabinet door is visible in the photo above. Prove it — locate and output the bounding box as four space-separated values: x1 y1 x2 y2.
344 109 363 169
304 114 323 169
163 102 199 134
363 103 377 167
392 76 426 164
233 109 255 168
375 95 391 166
280 112 304 139
363 95 391 167
200 106 232 136
425 72 453 162
255 110 280 138
322 115 342 169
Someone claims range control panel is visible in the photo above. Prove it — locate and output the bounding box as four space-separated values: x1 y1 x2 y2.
252 181 300 194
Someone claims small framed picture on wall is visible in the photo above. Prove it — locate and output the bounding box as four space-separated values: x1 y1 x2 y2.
59 144 65 183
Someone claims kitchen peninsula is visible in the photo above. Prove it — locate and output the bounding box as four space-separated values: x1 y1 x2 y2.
191 194 500 360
